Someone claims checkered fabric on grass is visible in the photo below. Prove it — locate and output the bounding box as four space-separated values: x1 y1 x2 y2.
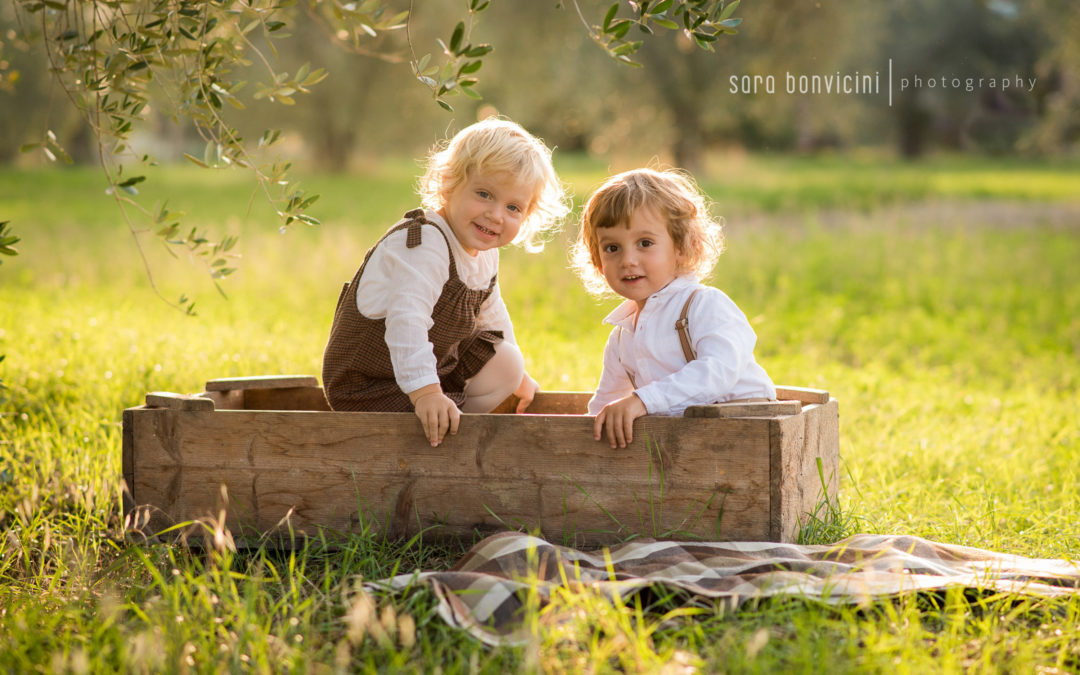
373 532 1080 646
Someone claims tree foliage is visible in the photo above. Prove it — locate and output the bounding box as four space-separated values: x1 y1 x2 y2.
0 221 18 263
8 0 741 313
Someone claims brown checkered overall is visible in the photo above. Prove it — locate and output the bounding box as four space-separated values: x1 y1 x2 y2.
322 210 503 411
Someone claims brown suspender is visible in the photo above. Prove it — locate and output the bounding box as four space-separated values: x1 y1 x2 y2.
618 288 701 388
675 288 701 362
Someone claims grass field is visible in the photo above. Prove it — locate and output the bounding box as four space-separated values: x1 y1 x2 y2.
2 154 1079 672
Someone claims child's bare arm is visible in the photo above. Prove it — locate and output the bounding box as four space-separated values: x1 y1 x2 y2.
513 373 539 413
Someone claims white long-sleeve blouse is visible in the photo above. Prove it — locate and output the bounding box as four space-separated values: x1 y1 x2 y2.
588 275 775 416
353 210 516 395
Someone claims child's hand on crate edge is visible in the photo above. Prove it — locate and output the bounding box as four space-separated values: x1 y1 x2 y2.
594 394 647 449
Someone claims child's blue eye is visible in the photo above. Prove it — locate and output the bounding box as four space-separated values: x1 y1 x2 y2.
476 190 490 199
507 204 521 213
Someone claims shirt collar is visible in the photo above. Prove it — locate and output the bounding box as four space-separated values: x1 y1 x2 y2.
424 209 450 233
602 275 698 329
602 299 638 330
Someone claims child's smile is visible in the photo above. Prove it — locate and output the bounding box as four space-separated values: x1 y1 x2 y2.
597 206 682 311
440 172 534 255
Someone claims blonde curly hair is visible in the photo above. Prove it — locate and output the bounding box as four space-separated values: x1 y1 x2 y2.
571 168 725 296
418 118 570 252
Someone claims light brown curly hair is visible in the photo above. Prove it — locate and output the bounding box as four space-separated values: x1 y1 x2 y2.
571 168 725 296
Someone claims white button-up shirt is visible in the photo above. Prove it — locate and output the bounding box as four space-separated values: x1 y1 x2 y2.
354 210 516 395
588 275 775 416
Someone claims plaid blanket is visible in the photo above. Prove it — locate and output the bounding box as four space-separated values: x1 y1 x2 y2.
373 532 1080 646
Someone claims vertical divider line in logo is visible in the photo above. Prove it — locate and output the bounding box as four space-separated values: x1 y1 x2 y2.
889 59 893 107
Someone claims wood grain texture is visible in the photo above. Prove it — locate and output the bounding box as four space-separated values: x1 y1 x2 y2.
124 391 839 547
203 389 244 410
146 392 215 411
770 400 840 541
774 386 830 405
217 387 586 415
491 392 592 415
122 409 135 516
685 401 802 418
206 375 319 391
127 408 773 546
242 387 331 412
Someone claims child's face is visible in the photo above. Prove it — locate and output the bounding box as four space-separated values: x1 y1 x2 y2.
440 171 533 255
596 206 682 311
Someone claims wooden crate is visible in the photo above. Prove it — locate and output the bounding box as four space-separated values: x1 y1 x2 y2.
123 376 839 547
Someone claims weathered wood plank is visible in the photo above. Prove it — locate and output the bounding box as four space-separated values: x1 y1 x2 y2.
146 392 215 411
242 387 332 412
491 392 592 415
206 375 319 391
125 384 839 547
128 408 772 545
770 400 839 541
203 389 244 410
220 388 587 414
774 386 830 405
804 401 839 508
685 400 802 418
122 408 135 517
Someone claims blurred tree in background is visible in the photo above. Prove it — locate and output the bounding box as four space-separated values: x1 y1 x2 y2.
1 0 748 310
3 1 1077 174
0 13 94 163
883 0 1051 157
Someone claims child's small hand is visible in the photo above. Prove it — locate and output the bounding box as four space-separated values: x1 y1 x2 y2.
594 394 647 449
409 384 460 447
513 373 540 413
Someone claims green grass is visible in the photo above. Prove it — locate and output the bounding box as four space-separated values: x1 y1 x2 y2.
699 153 1080 212
2 154 1079 672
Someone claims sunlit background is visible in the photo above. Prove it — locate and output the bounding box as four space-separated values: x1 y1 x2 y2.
2 2 1080 671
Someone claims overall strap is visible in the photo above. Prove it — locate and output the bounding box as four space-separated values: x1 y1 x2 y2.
334 210 457 314
399 209 461 282
401 211 498 291
675 288 702 362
